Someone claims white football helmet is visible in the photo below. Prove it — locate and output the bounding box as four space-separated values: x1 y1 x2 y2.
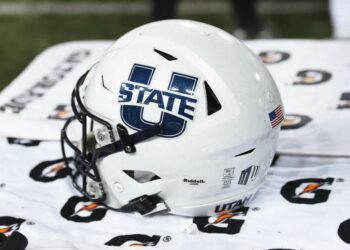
61 20 283 217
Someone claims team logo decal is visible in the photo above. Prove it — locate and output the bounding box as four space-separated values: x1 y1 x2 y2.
118 64 198 138
0 216 25 237
238 166 260 185
215 195 253 213
337 92 350 109
259 51 290 64
280 178 334 204
60 196 107 223
7 137 41 147
48 104 73 120
193 207 249 235
281 114 312 130
293 70 332 85
30 158 71 182
105 234 162 246
338 218 350 244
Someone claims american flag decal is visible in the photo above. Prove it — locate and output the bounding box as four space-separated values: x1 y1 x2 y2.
269 105 284 128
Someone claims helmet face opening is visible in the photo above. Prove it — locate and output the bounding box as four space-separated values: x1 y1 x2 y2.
61 20 283 217
61 72 165 215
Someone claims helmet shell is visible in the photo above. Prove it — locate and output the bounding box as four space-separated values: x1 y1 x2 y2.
82 20 283 216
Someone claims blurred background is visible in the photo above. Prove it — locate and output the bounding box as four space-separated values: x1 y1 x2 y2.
0 0 341 90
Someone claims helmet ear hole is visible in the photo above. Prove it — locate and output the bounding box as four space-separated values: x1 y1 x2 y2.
123 170 161 183
204 81 222 115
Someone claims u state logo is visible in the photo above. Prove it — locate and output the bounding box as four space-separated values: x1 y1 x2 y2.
118 64 198 138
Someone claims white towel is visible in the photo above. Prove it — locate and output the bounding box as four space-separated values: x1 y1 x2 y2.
0 138 349 249
0 40 350 249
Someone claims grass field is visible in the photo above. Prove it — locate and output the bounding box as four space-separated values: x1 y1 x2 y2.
0 4 331 90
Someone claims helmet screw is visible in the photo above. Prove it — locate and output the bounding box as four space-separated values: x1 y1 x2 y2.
125 146 132 153
96 129 106 142
114 182 123 193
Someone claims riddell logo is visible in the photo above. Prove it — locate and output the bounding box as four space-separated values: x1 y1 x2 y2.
30 158 71 182
60 196 108 223
183 178 205 186
105 234 162 247
0 216 25 237
193 207 249 235
281 178 334 204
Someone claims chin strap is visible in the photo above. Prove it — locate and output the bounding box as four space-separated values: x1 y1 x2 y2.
98 124 163 158
113 124 168 215
90 124 167 215
117 124 136 153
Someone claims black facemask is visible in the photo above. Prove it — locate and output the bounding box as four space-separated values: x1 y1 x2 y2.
61 71 165 215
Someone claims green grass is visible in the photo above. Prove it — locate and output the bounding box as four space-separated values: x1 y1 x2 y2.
0 12 331 90
0 14 150 90
267 13 332 39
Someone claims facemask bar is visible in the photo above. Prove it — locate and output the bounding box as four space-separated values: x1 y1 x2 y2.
61 71 112 201
61 71 166 215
